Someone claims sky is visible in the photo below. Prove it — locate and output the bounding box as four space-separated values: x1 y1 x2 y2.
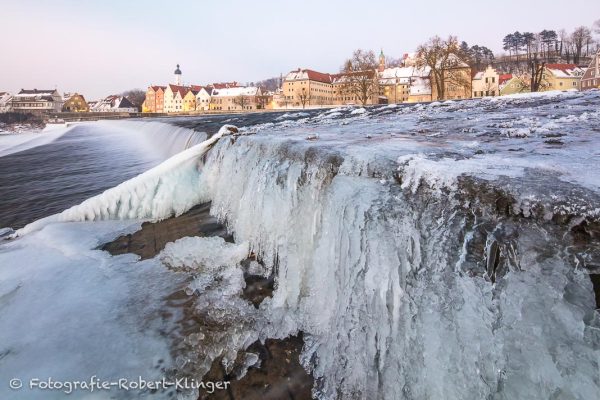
1 0 599 100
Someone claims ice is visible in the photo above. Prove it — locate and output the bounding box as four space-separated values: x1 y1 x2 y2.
0 220 186 399
160 236 249 272
350 107 367 115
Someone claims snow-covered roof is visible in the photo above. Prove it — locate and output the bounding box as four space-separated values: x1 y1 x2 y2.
546 64 585 78
14 89 59 98
409 77 431 96
285 69 332 83
211 87 260 97
437 53 470 69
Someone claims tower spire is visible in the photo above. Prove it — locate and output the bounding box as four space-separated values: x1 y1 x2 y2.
378 48 386 72
174 64 182 85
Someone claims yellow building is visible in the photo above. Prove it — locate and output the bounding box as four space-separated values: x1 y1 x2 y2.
209 87 262 111
542 64 585 91
379 67 430 104
430 54 472 100
182 89 197 112
283 69 334 107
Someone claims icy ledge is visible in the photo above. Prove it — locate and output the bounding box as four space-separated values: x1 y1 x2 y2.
193 135 600 400
12 125 238 237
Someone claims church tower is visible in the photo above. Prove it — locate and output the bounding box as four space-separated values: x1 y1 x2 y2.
378 49 386 72
174 64 182 85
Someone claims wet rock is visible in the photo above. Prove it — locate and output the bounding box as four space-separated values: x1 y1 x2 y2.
101 203 231 259
198 334 313 400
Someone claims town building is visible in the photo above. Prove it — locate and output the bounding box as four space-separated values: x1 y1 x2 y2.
0 92 12 113
542 64 585 91
10 89 63 113
580 50 600 90
379 66 430 104
430 54 472 100
472 65 500 98
90 95 137 113
195 87 213 111
183 87 198 112
498 74 530 96
62 93 89 112
331 71 380 105
283 69 334 107
210 87 262 111
143 86 166 113
408 76 432 103
163 84 188 113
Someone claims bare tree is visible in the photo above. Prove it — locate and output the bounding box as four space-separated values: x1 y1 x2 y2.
572 26 592 64
339 49 378 105
121 89 146 110
233 95 249 110
416 36 471 100
296 87 310 108
529 55 546 92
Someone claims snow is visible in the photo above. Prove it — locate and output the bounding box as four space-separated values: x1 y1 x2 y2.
211 87 260 97
0 220 185 399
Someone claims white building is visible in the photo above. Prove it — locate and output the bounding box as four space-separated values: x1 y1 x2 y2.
195 87 213 111
163 84 187 113
210 87 262 111
10 89 63 113
472 65 500 98
0 92 12 113
90 95 137 113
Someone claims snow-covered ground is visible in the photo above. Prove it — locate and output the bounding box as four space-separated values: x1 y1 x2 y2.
1 90 600 399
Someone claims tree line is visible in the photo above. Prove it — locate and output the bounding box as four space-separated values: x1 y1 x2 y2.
502 20 600 64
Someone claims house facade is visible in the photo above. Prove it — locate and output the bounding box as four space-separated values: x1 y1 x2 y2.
542 64 585 91
62 93 89 112
472 66 500 98
581 50 600 90
90 96 137 113
195 87 212 111
0 92 12 113
498 74 530 96
210 87 262 111
283 69 334 107
163 84 188 113
144 86 166 113
331 70 380 105
10 89 63 113
430 54 472 100
183 88 197 112
408 76 433 103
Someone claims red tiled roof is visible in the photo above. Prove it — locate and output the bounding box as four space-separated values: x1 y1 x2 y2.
545 64 578 72
150 85 166 91
499 74 513 85
168 84 190 97
304 69 332 83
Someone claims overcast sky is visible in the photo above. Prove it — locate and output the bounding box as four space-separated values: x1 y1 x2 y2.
1 0 598 99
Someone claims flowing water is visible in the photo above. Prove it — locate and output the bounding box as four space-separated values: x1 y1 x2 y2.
1 92 599 399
